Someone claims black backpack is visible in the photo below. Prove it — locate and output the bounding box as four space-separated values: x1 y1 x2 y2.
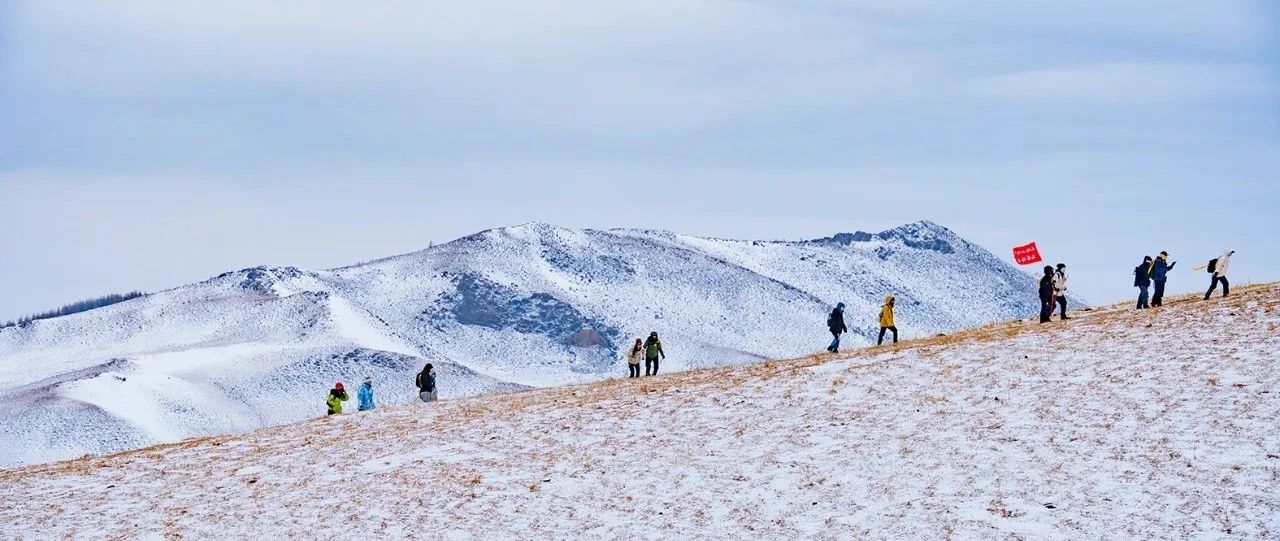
1207 258 1218 274
827 310 841 329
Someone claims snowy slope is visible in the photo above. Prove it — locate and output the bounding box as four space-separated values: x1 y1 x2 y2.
0 221 1040 467
1 285 1275 539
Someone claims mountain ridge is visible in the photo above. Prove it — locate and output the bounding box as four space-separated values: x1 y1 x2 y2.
0 220 1041 467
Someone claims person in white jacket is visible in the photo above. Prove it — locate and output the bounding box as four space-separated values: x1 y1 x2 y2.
624 338 644 379
1053 263 1070 320
1204 249 1234 299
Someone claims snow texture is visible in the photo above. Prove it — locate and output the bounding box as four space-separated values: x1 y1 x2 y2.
0 221 1041 467
1 284 1274 539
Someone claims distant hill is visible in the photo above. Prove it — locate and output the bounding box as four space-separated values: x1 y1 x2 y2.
0 220 1039 466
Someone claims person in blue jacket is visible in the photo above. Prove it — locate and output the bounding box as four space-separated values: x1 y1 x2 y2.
1134 255 1153 309
357 376 375 411
1149 251 1176 307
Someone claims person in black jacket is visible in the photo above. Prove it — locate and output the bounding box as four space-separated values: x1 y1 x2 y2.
826 303 848 353
1038 266 1056 323
415 363 438 402
1134 256 1153 309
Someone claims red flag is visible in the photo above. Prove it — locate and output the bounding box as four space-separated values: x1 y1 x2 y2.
1013 242 1043 265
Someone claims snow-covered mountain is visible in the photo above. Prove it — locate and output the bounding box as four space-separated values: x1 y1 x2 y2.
0 220 1039 467
4 285 1275 539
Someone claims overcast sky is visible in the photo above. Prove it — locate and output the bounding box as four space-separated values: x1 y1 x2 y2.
2 1 1277 318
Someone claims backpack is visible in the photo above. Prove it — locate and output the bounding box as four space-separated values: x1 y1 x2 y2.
1207 258 1218 274
828 308 846 329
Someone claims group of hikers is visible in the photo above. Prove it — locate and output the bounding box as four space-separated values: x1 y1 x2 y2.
828 248 1240 353
1131 250 1235 309
1037 263 1073 323
825 295 899 354
323 249 1239 413
624 332 667 378
325 363 438 415
1041 249 1237 322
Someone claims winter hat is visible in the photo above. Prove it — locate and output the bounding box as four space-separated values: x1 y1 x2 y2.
1144 255 1153 262
1056 263 1066 270
1043 265 1054 275
836 302 845 309
364 376 372 383
335 382 344 390
1160 251 1168 257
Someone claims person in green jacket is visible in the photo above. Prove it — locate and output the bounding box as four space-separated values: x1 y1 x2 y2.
326 382 349 415
643 332 665 376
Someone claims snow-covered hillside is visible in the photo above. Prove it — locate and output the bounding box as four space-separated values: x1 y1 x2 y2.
0 221 1039 467
2 285 1275 539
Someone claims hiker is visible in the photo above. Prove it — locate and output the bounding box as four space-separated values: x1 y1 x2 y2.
827 302 848 352
1134 256 1153 309
877 295 898 345
643 332 665 376
326 382 349 415
357 376 375 411
415 364 438 402
1204 250 1234 299
625 338 643 379
1053 263 1071 320
1150 251 1176 306
1038 266 1056 323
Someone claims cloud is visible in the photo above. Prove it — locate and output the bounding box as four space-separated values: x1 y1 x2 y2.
968 63 1276 105
0 0 1277 313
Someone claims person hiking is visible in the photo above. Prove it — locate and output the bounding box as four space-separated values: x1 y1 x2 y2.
1134 256 1153 309
415 364 438 402
1150 251 1176 307
643 332 665 376
625 338 643 379
1053 263 1071 320
326 382 349 415
877 295 898 345
1204 249 1234 300
357 376 375 411
826 302 848 353
1038 265 1056 323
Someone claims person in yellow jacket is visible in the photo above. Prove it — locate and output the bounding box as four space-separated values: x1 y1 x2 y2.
877 295 898 346
326 382 349 415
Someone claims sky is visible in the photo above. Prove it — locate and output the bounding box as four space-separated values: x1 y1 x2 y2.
1 0 1278 318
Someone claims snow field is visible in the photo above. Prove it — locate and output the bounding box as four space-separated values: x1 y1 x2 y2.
2 284 1276 539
